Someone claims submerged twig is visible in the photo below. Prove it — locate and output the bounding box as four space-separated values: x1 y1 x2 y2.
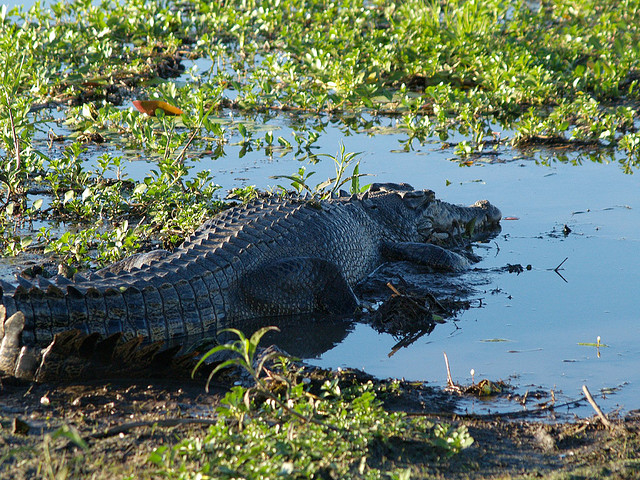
552 257 568 282
388 330 429 357
554 257 568 272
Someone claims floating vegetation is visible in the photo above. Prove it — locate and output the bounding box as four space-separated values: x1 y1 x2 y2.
2 0 640 264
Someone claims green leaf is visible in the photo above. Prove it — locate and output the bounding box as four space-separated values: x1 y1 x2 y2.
350 163 360 193
148 446 169 465
63 190 75 204
81 103 94 120
192 344 236 378
20 236 32 248
208 358 243 380
51 425 88 451
277 136 291 148
133 183 147 194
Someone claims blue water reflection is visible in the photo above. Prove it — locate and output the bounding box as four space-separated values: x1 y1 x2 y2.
311 151 640 416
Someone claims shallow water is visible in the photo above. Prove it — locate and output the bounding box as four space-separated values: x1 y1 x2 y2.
310 145 640 417
3 101 639 417
4 105 640 417
197 127 640 417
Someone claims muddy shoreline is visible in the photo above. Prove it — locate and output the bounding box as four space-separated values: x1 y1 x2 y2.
1 373 638 479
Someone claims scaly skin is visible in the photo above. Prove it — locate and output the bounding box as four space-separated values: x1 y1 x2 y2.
0 183 501 380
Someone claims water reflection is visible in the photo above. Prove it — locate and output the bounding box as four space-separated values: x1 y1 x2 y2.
222 315 354 360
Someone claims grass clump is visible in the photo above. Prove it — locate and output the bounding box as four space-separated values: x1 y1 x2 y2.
150 384 471 479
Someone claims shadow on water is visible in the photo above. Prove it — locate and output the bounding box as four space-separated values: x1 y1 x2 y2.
219 314 355 360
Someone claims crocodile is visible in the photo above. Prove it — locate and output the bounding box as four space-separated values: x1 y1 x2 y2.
0 183 501 380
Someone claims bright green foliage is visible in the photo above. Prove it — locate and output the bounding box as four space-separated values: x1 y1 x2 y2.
3 0 640 143
272 142 370 197
151 384 472 478
2 0 640 261
43 221 141 266
146 328 474 479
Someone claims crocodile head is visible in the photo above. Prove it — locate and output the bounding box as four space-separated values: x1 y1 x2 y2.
362 183 501 243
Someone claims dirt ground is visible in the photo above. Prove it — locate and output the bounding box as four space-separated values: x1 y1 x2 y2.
0 374 639 479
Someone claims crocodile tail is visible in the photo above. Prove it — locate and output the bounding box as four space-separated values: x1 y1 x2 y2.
0 272 174 346
0 305 201 381
0 277 83 346
0 276 192 381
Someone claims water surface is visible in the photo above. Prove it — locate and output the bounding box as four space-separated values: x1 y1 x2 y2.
311 146 640 417
0 7 637 414
4 108 639 417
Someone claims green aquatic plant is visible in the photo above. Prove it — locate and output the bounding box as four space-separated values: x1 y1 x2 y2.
0 0 639 266
272 143 369 197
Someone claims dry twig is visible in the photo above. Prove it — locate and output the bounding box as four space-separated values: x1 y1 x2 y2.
582 384 612 428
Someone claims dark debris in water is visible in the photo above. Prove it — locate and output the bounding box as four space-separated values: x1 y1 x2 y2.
501 263 532 274
356 260 494 355
448 379 511 398
367 282 473 357
370 282 470 338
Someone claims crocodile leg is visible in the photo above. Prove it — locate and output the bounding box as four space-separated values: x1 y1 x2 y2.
382 241 471 272
240 257 359 317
